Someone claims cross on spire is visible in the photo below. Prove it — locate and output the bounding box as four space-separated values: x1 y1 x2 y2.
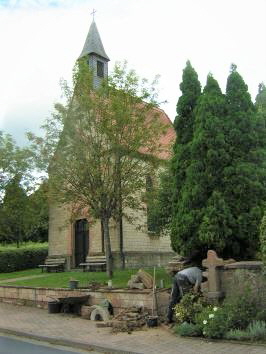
91 8 96 21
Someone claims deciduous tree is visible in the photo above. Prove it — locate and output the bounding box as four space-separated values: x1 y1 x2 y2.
0 175 28 246
29 60 167 276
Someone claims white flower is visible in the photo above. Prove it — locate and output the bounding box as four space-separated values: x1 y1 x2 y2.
203 331 206 335
209 314 214 319
213 307 218 311
203 320 207 324
176 313 180 316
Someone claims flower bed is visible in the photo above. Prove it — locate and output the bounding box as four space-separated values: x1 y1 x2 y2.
174 290 266 342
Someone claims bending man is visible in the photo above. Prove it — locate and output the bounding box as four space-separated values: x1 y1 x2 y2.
167 266 202 324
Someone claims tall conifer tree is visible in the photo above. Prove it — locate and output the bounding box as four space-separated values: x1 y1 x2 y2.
172 61 201 188
171 61 201 250
171 67 266 260
221 66 266 258
171 74 230 256
255 83 266 113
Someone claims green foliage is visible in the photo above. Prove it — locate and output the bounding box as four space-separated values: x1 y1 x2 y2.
256 309 266 322
221 67 266 258
225 328 252 341
0 241 48 251
170 65 266 260
0 175 28 245
145 167 174 234
223 289 258 330
0 177 48 245
171 61 201 194
174 322 201 337
255 83 266 113
0 245 48 272
170 61 201 252
171 74 229 256
195 288 258 339
0 131 33 195
25 181 49 242
0 267 171 288
174 60 202 144
196 305 229 339
259 211 266 263
0 268 42 280
198 191 233 252
174 292 207 324
225 321 266 341
29 60 167 277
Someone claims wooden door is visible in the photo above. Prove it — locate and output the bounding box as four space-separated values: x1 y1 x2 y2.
74 219 89 267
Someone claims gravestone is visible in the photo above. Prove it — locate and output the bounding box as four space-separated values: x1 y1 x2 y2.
202 250 224 300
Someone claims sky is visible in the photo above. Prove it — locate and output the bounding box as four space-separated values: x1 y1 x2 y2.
0 0 266 145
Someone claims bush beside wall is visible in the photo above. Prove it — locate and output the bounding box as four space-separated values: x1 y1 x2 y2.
0 246 48 272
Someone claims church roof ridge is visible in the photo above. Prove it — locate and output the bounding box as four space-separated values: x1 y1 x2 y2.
79 20 110 61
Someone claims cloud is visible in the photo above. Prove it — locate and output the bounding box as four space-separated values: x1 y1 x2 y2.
0 0 87 9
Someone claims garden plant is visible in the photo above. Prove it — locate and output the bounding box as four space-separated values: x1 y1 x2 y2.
174 289 266 342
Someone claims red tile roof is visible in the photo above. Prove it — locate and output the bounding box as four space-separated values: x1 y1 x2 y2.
140 106 176 160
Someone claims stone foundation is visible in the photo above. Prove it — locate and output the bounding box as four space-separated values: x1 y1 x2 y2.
112 251 175 269
0 285 170 316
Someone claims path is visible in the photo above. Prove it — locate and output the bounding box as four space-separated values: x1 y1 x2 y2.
0 302 265 354
0 274 48 284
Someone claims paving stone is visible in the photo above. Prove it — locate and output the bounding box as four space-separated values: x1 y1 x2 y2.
0 302 265 354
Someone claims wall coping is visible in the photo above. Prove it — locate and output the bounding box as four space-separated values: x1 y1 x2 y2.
0 285 159 295
223 261 263 270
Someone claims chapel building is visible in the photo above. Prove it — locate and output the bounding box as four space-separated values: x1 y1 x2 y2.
48 19 175 269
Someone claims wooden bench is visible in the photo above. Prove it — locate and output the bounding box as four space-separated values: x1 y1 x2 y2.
39 257 66 272
79 255 106 272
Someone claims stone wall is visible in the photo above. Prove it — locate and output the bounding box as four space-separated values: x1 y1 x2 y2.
113 251 175 269
202 250 266 307
220 262 266 307
49 201 174 270
0 285 169 316
49 203 71 258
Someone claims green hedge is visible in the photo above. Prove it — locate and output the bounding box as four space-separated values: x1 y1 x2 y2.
0 246 48 272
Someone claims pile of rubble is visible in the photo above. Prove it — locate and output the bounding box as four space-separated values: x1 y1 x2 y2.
82 269 159 333
127 269 154 289
165 255 190 275
96 306 149 333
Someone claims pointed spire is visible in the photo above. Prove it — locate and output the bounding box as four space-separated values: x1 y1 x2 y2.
79 21 110 61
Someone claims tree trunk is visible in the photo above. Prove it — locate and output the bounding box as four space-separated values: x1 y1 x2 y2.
115 154 125 269
102 216 113 278
118 214 125 269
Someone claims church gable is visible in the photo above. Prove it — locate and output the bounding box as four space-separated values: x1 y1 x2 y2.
48 18 175 270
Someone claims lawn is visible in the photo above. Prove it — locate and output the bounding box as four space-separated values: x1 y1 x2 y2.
0 242 48 251
0 267 172 288
0 268 41 280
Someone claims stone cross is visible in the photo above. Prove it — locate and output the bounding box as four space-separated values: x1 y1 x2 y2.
202 250 224 299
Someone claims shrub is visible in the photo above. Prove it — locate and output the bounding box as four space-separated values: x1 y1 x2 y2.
225 321 266 341
174 292 207 324
196 305 229 339
225 328 250 341
259 212 266 263
195 287 260 339
0 245 48 272
174 322 201 337
247 321 266 340
256 309 266 322
223 289 258 330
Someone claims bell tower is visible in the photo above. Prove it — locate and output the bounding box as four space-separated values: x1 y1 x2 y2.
79 17 110 89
